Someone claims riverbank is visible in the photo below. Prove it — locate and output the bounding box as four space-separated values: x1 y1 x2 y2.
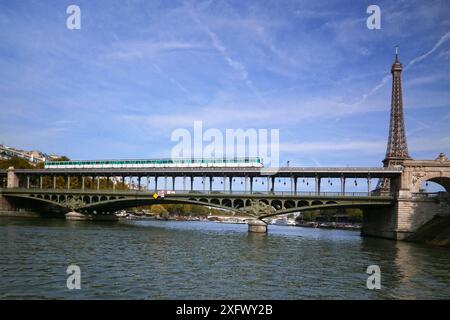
296 221 361 231
0 209 43 218
407 216 450 247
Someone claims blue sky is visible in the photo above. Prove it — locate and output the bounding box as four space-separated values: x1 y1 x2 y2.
1 0 449 168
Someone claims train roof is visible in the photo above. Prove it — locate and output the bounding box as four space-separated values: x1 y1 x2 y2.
45 157 262 163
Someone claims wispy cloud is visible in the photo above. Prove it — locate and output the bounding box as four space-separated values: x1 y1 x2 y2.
0 0 449 165
105 41 207 60
188 6 266 104
360 31 450 103
406 31 450 69
281 141 385 154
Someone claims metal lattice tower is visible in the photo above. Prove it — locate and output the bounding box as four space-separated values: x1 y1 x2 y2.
383 48 411 167
377 48 412 192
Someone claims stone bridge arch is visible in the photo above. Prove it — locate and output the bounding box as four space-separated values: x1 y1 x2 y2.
402 155 450 193
419 174 450 192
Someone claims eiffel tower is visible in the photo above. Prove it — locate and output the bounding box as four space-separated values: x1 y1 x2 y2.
378 48 412 191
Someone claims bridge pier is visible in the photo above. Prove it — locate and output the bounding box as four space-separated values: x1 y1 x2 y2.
247 219 268 233
363 156 450 240
7 167 19 188
340 176 346 194
362 192 450 240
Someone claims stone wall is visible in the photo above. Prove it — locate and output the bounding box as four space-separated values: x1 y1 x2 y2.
397 198 450 238
362 205 398 239
362 197 450 240
0 190 14 211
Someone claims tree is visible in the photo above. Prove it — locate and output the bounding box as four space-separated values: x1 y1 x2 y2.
0 157 34 169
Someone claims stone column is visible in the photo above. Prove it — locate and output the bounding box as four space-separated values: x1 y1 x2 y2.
67 176 70 190
294 177 298 195
340 175 345 195
26 176 30 189
190 176 194 191
250 177 253 194
315 175 321 194
248 219 268 233
53 176 56 190
209 177 213 192
39 175 43 189
7 167 19 188
82 176 85 191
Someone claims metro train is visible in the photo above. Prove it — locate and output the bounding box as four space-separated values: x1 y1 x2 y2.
44 157 264 169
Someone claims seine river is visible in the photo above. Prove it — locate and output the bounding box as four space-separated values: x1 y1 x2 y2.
1 217 450 299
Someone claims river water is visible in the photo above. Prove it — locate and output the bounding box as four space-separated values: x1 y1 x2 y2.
0 217 449 299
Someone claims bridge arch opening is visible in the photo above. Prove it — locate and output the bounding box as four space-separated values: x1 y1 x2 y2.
234 199 244 209
271 200 282 210
298 200 309 207
420 177 450 193
311 200 323 206
222 199 232 207
285 200 295 209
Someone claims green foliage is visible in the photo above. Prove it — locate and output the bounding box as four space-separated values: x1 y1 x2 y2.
133 203 213 217
299 208 363 222
150 205 169 216
300 210 321 221
346 208 363 221
0 157 34 169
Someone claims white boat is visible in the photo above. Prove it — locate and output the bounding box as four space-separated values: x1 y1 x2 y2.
270 217 297 226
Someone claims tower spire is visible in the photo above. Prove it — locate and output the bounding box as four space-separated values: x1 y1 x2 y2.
383 48 411 167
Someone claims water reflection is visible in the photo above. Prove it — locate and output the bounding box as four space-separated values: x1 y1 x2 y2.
0 218 449 299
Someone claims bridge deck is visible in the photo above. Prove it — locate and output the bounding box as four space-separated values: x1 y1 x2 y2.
0 167 402 178
1 188 394 199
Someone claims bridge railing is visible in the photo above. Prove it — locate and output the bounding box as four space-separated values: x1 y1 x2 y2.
411 192 449 199
2 187 392 197
186 190 380 197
